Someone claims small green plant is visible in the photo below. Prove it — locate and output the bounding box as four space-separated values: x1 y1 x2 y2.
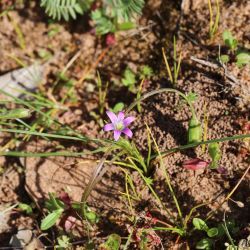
41 193 65 230
122 67 137 92
193 218 239 250
139 65 153 80
112 102 125 113
56 235 72 249
220 30 250 67
18 203 33 214
40 0 145 35
162 36 182 84
99 234 121 250
40 0 87 21
40 192 99 231
208 0 220 39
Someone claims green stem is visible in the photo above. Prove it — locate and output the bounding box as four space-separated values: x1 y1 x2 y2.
146 124 184 227
111 159 176 224
126 88 196 118
151 133 250 160
0 151 87 157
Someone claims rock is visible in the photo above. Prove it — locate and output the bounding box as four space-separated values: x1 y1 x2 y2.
0 64 43 98
0 205 12 234
9 228 44 249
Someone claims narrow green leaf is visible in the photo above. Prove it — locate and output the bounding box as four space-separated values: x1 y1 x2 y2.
0 108 31 120
41 209 63 231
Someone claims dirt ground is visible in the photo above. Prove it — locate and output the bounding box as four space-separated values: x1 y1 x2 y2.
0 0 249 249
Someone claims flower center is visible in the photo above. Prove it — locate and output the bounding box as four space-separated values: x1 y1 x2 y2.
115 121 124 130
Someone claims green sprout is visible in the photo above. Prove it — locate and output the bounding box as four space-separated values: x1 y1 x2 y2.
220 30 250 67
162 36 182 84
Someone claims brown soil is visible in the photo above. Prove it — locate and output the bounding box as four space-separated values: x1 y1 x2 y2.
0 0 249 249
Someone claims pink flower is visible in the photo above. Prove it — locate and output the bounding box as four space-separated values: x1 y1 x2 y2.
183 158 209 170
103 110 135 141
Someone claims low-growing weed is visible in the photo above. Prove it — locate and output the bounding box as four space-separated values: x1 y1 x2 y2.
40 0 145 37
220 30 250 67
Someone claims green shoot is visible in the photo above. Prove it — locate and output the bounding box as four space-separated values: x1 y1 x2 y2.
146 124 184 227
220 30 249 67
162 36 182 84
208 0 220 39
222 30 238 51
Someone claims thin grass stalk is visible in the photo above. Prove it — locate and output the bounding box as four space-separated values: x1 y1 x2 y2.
173 36 177 83
208 0 214 36
146 124 184 227
162 48 173 83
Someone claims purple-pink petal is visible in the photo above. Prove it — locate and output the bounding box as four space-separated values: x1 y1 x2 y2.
123 116 135 126
122 128 133 138
106 110 117 123
103 123 114 131
114 130 121 141
183 158 209 170
118 111 125 120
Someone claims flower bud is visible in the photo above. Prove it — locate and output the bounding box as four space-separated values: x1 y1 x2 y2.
0 108 31 120
188 115 202 144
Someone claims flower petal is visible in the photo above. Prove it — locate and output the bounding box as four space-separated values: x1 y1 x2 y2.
118 111 125 120
183 158 208 170
122 128 133 138
106 110 117 123
123 116 135 126
103 123 114 131
114 130 121 141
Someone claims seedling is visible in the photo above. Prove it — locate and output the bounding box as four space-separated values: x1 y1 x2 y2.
41 192 99 231
112 102 125 113
56 235 72 249
122 67 137 92
220 30 250 67
139 65 153 80
193 218 239 250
